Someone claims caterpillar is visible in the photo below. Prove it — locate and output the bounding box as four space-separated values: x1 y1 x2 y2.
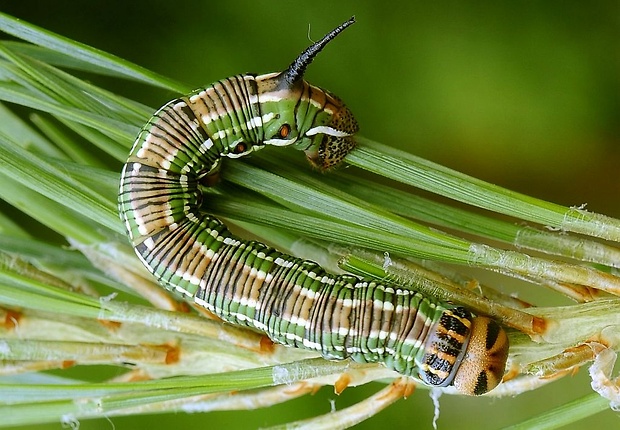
118 17 509 395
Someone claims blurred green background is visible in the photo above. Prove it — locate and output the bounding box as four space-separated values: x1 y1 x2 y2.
2 1 619 429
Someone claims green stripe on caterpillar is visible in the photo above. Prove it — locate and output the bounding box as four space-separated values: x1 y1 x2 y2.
118 17 508 395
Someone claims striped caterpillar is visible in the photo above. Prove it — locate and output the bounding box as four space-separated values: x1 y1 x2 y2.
118 17 508 395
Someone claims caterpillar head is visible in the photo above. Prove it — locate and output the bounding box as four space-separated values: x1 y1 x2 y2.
418 309 508 396
452 316 509 395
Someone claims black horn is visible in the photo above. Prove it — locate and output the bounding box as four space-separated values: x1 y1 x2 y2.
282 16 355 86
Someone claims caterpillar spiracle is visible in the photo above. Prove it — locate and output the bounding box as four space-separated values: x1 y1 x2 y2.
118 17 509 395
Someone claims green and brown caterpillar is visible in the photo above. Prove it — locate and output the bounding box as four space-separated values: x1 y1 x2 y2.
118 17 508 395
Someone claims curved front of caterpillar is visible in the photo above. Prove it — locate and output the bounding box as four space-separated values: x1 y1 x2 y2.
118 19 508 395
